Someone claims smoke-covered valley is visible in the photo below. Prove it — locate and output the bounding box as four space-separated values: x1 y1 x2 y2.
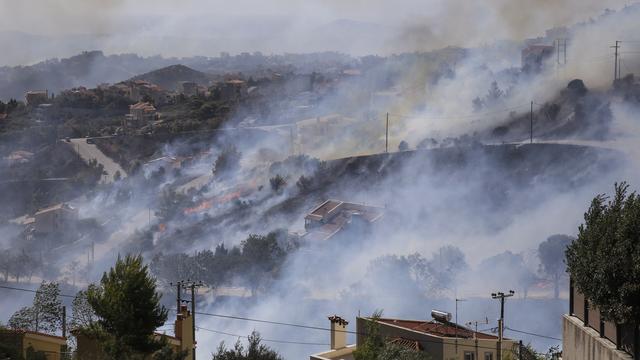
2 2 640 360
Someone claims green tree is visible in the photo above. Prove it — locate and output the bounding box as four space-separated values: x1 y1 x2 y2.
538 234 573 299
269 174 286 193
71 290 97 330
212 146 242 176
6 99 19 113
566 182 640 358
211 331 282 360
87 254 168 358
152 342 188 360
241 233 286 296
8 281 62 334
156 189 188 222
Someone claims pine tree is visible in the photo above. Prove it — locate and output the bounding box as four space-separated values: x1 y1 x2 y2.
87 254 168 358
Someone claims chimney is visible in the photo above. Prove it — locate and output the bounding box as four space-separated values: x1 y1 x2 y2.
174 305 195 360
328 315 349 350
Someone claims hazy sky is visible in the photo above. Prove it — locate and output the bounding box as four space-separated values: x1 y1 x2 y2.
0 0 633 64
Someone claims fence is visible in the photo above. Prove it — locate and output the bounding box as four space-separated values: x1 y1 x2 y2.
569 278 638 358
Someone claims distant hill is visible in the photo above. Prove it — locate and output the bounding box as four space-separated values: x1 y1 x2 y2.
0 51 177 101
128 64 214 91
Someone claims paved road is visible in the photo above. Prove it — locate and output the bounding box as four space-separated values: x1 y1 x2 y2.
65 138 127 183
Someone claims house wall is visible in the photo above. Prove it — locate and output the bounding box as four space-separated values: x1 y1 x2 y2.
356 318 513 360
34 208 77 234
563 314 633 360
22 333 66 360
441 337 514 360
310 345 356 360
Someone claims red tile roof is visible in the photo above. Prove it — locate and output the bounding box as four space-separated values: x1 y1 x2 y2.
0 329 67 342
376 318 500 340
24 330 67 341
389 337 423 351
130 102 157 112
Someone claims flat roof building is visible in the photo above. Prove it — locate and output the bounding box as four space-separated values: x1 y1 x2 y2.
303 199 383 241
0 329 67 360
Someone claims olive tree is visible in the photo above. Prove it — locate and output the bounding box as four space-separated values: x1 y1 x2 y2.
566 182 640 358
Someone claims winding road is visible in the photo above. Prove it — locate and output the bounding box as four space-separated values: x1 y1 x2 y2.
65 138 127 183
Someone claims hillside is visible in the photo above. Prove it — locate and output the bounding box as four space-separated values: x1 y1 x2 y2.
0 51 177 101
128 64 214 91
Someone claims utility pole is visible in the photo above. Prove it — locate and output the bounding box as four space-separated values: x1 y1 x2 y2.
170 281 184 312
530 101 534 144
492 290 515 360
385 113 389 153
61 306 66 338
455 298 466 354
618 56 622 80
612 41 621 82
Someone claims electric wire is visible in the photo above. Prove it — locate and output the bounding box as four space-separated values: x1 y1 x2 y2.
386 103 530 121
0 284 76 298
504 327 562 341
195 326 329 346
2 280 562 352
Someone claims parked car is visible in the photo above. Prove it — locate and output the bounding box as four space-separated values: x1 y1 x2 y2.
86 138 95 144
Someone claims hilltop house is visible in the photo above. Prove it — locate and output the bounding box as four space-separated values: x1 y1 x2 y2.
562 280 636 360
310 312 516 360
302 199 384 241
25 90 49 106
0 329 67 360
124 101 157 130
128 80 170 105
219 79 248 102
75 305 195 360
33 203 78 236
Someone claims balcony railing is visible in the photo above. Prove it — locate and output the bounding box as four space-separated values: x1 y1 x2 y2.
569 278 637 358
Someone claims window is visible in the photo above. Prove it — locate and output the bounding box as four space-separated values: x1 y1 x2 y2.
464 352 475 360
484 352 494 360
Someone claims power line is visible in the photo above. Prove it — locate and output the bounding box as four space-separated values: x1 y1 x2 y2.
0 284 560 352
0 284 76 298
505 327 562 341
196 326 329 346
187 310 529 352
387 103 530 122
